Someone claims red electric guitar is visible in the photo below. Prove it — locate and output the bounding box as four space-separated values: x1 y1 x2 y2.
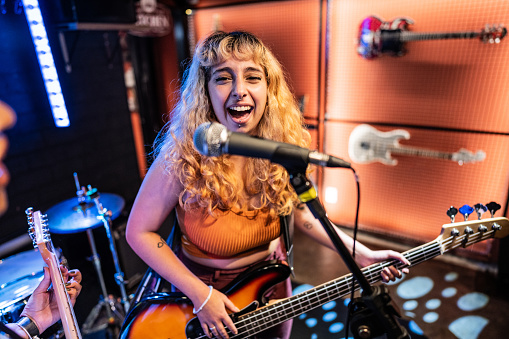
26 208 82 339
357 16 507 59
120 215 508 339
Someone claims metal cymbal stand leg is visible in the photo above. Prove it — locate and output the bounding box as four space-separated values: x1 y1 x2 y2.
86 228 111 313
82 227 125 336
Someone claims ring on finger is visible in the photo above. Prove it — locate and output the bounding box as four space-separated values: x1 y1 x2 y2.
209 326 216 330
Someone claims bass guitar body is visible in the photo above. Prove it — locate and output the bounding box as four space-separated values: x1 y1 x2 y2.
120 261 291 339
357 16 412 59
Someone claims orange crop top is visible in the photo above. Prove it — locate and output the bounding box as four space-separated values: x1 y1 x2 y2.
175 205 281 259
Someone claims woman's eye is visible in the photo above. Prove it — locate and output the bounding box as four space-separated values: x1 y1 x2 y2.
215 76 231 82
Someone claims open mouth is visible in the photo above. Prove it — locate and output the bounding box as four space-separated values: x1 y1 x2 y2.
228 105 253 124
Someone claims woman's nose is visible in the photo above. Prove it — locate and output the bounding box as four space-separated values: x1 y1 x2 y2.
232 80 247 99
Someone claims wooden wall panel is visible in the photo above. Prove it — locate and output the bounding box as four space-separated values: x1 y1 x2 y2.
322 122 509 259
327 0 509 133
192 0 321 120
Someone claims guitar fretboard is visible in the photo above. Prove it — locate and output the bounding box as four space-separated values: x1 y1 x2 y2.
400 31 480 42
390 146 453 160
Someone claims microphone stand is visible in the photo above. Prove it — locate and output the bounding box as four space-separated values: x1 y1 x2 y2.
287 166 409 339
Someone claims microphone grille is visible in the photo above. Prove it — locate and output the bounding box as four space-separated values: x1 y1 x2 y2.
193 122 210 155
206 122 226 156
193 122 226 157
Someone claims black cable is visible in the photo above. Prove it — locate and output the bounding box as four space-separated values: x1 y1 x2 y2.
345 167 361 339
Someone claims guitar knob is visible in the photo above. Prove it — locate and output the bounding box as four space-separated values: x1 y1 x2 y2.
459 204 474 221
447 206 458 223
474 203 488 220
486 201 501 218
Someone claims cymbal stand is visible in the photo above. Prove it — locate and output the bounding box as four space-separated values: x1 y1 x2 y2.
87 185 130 311
71 174 125 336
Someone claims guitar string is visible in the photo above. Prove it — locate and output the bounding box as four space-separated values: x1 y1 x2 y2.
219 231 494 338
192 227 498 338
219 229 498 338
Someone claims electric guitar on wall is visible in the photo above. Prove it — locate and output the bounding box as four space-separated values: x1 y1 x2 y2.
348 124 486 166
357 16 507 59
119 214 508 339
26 208 82 339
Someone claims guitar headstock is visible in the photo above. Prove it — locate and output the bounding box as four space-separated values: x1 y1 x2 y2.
451 148 486 165
480 24 507 44
26 207 51 248
438 209 509 253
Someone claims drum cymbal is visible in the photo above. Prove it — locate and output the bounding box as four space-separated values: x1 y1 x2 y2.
45 193 125 234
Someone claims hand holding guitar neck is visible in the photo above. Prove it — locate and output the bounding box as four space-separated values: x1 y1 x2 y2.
26 208 82 339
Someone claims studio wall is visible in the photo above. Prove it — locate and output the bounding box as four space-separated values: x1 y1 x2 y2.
324 0 509 260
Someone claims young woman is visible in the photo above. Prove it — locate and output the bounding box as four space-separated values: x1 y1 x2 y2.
126 31 409 339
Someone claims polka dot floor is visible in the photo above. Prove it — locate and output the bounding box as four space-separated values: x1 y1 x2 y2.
290 231 509 338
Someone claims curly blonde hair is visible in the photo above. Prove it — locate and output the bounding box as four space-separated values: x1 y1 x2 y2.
154 31 311 219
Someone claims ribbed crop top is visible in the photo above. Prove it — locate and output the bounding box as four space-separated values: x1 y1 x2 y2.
175 205 281 259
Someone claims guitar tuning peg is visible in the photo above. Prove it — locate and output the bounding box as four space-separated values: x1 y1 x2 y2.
474 203 488 220
447 206 458 223
459 204 474 221
486 201 501 218
25 207 34 224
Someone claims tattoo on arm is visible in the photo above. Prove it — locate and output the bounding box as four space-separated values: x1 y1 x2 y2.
296 203 305 210
157 236 167 248
303 221 313 230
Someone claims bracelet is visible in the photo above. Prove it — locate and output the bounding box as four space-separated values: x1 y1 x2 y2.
192 285 213 315
16 317 40 338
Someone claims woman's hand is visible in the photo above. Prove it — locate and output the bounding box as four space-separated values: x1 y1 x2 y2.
357 249 410 282
195 288 240 339
20 265 82 334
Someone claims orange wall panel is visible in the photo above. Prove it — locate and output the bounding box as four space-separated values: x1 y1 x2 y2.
322 122 509 259
327 0 509 133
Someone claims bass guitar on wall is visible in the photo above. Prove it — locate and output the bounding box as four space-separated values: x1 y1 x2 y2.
120 208 508 339
357 16 507 59
348 124 486 166
26 208 82 339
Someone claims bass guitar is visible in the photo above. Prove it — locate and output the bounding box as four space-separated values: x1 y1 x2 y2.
120 215 508 339
357 16 507 59
348 124 486 166
26 208 82 339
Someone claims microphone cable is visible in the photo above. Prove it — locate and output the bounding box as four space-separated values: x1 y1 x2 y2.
344 166 361 339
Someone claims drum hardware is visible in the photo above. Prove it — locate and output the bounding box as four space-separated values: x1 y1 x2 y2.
0 249 45 324
45 173 130 336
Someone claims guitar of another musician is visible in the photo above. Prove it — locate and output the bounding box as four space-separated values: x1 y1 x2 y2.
348 124 486 166
26 208 82 339
357 15 507 60
120 215 508 339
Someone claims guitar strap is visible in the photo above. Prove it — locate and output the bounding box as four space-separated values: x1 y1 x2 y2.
280 213 295 278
